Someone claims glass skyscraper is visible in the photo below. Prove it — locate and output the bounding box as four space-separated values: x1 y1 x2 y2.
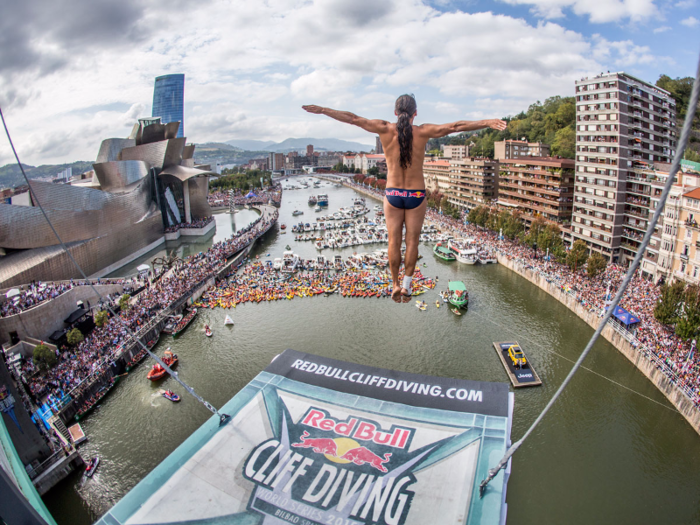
152 74 185 138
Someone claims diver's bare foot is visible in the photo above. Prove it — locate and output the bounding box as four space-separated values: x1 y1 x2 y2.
400 287 412 303
392 286 402 303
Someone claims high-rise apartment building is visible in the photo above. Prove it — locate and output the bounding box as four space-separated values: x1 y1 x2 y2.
307 144 314 156
447 158 499 210
571 72 677 261
497 157 575 225
152 74 185 138
494 140 550 160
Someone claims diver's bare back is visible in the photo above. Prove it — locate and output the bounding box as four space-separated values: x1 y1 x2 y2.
379 124 429 190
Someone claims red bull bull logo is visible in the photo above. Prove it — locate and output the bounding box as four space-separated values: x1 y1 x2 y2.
408 191 424 198
292 430 393 472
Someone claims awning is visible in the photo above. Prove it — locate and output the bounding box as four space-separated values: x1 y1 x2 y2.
137 264 150 273
611 306 641 327
49 330 67 342
65 308 88 324
5 288 20 298
245 191 258 198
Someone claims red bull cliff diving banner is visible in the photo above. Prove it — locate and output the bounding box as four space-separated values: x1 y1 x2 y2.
96 349 514 525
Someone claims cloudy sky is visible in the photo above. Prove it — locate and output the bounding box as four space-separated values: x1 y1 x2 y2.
1 0 698 167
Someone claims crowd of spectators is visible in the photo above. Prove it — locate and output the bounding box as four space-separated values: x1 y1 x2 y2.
17 207 279 409
164 216 215 233
207 185 282 207
347 179 700 406
1 278 140 318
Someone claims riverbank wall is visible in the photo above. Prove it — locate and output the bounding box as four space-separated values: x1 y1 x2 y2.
498 254 700 435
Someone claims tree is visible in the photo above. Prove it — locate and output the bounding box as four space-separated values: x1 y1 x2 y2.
376 179 387 190
566 240 589 272
119 293 131 311
676 285 700 341
67 328 84 346
654 280 685 325
33 344 56 371
365 177 377 188
586 252 607 279
468 206 490 227
367 166 379 176
353 174 365 184
538 223 563 253
524 217 547 247
551 126 575 158
94 310 109 328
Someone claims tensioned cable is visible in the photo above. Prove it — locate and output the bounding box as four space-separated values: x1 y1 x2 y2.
0 107 231 426
479 53 700 497
468 309 677 412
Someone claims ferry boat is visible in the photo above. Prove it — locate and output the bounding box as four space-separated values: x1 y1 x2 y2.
448 239 478 264
317 194 329 207
433 243 456 261
478 250 498 264
447 281 469 308
308 195 317 205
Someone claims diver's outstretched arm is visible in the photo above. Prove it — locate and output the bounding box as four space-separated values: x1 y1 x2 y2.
302 105 390 134
417 119 507 138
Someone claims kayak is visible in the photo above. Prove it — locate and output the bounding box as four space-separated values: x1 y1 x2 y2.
451 308 462 316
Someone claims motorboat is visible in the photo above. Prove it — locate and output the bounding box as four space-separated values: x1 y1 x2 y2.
147 350 178 381
160 389 181 402
293 210 303 216
308 196 317 205
280 224 287 230
224 315 234 326
85 456 100 477
205 325 213 337
273 258 283 270
317 194 329 207
161 314 183 335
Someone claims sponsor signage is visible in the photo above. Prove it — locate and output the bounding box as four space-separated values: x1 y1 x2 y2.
97 349 513 525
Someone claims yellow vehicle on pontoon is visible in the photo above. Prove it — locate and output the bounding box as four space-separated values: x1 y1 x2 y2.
507 344 527 368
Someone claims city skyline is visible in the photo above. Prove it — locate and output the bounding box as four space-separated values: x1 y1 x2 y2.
0 0 698 167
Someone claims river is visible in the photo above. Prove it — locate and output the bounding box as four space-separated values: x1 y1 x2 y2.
44 180 700 524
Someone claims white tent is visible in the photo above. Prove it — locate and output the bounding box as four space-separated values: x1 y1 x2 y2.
5 288 20 298
137 264 150 274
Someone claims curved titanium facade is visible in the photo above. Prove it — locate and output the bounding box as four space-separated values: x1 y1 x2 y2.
96 139 136 163
93 161 150 192
0 180 154 250
152 74 184 139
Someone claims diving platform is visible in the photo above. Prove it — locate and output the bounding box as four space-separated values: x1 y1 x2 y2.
492 341 543 388
95 349 513 525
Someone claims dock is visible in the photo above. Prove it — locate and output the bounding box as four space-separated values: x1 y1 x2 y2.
492 341 543 388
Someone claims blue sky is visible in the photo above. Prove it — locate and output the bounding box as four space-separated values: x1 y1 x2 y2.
0 0 698 166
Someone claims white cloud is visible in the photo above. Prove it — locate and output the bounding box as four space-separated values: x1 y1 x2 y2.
675 0 696 8
496 0 657 23
680 16 699 26
0 0 672 167
653 26 671 33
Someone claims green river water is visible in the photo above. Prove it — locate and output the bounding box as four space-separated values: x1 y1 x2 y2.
43 180 700 524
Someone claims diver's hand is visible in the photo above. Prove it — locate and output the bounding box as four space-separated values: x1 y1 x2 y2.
487 119 507 131
302 105 324 114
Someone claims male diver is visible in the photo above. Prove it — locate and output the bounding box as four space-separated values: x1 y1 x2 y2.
303 95 506 303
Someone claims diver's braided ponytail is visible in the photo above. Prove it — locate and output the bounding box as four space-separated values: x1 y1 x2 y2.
395 94 417 170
